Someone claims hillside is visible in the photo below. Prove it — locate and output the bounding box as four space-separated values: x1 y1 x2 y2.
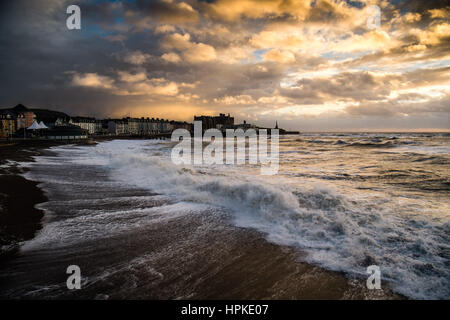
0 104 70 123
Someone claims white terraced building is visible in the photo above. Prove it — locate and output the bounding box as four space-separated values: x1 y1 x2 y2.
69 117 96 134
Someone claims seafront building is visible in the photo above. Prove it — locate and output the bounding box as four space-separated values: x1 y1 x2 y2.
16 113 26 130
107 119 126 135
0 104 252 139
0 103 297 140
194 113 234 130
69 117 96 134
127 117 139 135
193 114 299 135
0 112 16 138
24 111 36 128
94 120 104 134
0 106 36 138
104 117 190 136
45 126 89 140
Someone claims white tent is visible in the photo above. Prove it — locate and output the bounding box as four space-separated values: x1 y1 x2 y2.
27 120 41 130
38 121 48 129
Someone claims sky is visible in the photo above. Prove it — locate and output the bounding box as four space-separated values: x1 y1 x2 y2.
0 0 449 131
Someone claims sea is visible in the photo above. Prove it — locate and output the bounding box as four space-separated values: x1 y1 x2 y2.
1 133 449 299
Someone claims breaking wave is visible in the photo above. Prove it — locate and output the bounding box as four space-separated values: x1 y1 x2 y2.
66 139 450 299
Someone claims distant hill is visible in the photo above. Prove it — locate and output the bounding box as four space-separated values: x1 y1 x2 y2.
0 104 70 123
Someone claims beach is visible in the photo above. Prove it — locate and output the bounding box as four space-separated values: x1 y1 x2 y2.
0 141 58 260
2 134 449 299
0 140 97 259
0 138 405 299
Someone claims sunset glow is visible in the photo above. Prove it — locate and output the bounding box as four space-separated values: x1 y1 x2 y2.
0 0 449 131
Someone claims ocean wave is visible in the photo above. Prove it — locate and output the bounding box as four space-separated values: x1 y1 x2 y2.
346 141 395 148
85 140 450 299
24 139 450 299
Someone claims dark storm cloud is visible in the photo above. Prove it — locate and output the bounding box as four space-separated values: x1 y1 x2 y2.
0 0 127 113
0 0 448 130
282 72 390 103
393 0 449 14
345 95 450 117
127 0 199 24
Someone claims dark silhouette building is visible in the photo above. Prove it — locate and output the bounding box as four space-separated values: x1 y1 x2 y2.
194 113 234 130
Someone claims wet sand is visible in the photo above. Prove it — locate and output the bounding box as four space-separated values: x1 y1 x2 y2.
0 140 402 299
0 140 91 260
126 214 400 300
0 141 58 260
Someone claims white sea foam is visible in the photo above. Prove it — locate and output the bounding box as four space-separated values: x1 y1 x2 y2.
22 201 210 251
25 139 450 299
391 145 450 155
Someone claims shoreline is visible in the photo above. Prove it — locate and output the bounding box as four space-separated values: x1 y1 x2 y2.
0 139 403 299
0 140 85 260
0 141 54 260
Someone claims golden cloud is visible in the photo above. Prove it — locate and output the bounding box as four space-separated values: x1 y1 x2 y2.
264 49 296 63
71 72 115 89
162 32 217 63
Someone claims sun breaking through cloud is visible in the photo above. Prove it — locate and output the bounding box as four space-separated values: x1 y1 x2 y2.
0 0 449 131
